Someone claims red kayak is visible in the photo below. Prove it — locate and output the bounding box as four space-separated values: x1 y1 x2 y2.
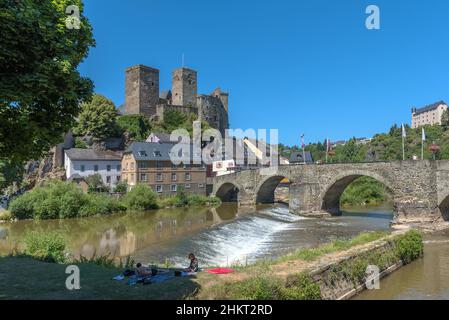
207 268 235 274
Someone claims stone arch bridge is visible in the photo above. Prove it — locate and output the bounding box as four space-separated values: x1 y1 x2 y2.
211 161 449 223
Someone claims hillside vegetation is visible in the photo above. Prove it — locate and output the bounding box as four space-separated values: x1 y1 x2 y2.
285 123 449 163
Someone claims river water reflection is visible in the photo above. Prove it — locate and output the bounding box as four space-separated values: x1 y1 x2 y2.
0 204 393 267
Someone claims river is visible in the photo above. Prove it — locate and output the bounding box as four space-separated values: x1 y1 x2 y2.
0 203 392 268
355 229 449 300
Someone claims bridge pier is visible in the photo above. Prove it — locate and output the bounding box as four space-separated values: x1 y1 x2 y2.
393 198 439 225
289 183 331 217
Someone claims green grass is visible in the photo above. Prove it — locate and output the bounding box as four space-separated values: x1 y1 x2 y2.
0 256 199 300
204 271 321 300
276 231 389 263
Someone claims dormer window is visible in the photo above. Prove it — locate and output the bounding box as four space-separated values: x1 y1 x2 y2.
138 150 147 157
153 151 161 157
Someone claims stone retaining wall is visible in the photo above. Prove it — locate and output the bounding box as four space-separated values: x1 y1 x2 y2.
299 235 412 300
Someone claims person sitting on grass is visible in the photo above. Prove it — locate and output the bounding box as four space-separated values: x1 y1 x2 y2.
135 263 152 277
185 253 199 273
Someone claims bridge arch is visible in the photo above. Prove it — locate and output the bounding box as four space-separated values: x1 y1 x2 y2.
215 182 241 203
256 175 292 204
321 170 394 215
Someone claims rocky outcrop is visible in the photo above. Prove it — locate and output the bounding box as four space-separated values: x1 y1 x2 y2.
21 150 66 191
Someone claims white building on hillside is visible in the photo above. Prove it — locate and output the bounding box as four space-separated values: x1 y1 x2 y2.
412 101 448 129
64 149 123 189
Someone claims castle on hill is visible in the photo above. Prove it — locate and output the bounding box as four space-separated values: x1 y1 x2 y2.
124 65 229 136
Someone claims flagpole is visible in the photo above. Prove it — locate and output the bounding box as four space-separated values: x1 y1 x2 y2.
402 124 406 161
402 136 405 161
421 128 425 161
421 139 424 161
301 134 306 164
303 147 306 165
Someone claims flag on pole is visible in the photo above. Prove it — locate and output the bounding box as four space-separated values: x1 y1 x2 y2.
301 134 306 164
422 128 426 141
326 139 330 163
327 139 332 153
402 124 407 138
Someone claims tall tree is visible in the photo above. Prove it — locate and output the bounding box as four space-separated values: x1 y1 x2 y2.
0 0 95 162
73 94 119 140
117 114 152 141
442 109 449 127
0 160 23 192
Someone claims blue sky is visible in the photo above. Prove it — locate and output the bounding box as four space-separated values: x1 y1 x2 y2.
79 0 449 146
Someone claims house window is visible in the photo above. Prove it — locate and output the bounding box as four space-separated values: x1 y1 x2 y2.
140 174 147 182
185 173 191 181
117 164 121 171
156 185 163 193
185 184 191 189
154 151 162 157
106 176 111 184
131 163 135 170
171 184 177 192
138 161 149 169
80 165 85 172
116 176 121 182
172 163 178 169
156 161 163 169
94 165 99 172
198 183 204 188
171 173 177 181
107 165 111 172
138 150 147 157
156 173 163 182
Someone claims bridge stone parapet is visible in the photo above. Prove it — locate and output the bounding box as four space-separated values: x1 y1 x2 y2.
211 161 447 224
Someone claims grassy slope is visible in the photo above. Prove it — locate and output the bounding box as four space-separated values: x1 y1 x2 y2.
0 257 199 300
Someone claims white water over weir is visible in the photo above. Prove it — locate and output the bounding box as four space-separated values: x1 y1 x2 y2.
175 206 304 267
130 205 392 268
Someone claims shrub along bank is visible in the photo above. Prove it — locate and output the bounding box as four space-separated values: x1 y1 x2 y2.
7 181 125 220
6 181 221 221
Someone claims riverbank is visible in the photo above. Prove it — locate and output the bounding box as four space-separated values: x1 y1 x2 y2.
1 181 220 222
0 230 422 300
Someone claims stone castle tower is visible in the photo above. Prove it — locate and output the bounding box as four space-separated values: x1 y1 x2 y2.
125 65 160 117
172 68 197 107
124 64 229 136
